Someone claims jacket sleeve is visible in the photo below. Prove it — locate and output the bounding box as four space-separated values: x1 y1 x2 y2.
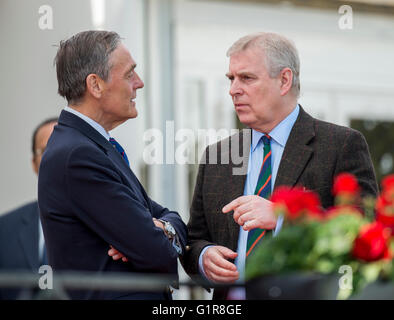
335 128 378 198
180 149 217 279
150 199 188 255
65 144 178 274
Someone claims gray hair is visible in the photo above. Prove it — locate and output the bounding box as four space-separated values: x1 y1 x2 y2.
54 30 121 104
227 32 300 97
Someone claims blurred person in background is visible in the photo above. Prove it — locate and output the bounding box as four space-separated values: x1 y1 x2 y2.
0 118 57 299
38 30 187 300
182 32 378 300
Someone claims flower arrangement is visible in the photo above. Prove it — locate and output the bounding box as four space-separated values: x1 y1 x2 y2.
245 173 394 299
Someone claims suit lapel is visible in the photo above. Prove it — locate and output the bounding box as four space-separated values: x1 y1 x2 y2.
19 203 39 271
58 110 113 154
274 106 315 189
105 140 151 208
59 110 132 180
59 110 149 209
109 146 150 208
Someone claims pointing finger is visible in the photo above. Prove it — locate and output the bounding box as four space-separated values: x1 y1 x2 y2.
222 195 253 213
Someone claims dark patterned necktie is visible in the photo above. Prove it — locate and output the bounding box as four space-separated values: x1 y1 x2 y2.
109 137 130 166
246 134 272 258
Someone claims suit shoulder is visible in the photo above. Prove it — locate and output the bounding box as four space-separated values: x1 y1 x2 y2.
313 117 364 140
49 125 99 150
65 142 110 168
198 129 250 168
203 129 250 153
46 127 107 164
0 201 37 225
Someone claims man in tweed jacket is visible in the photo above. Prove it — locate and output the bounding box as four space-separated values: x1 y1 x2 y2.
182 32 378 300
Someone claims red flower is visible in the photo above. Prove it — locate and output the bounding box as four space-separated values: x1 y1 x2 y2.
375 175 394 232
332 173 360 196
376 195 394 232
381 174 394 203
271 186 322 220
381 174 394 193
377 212 394 233
352 222 392 262
325 205 363 220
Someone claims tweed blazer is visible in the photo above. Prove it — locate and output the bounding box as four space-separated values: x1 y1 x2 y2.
182 106 378 299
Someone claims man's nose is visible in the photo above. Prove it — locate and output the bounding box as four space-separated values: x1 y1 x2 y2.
135 72 144 89
229 79 242 96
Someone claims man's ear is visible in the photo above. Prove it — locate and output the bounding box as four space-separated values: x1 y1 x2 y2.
32 156 39 176
86 74 104 99
279 68 293 96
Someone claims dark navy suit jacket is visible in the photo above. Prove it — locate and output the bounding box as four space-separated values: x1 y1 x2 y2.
0 201 40 299
38 110 187 300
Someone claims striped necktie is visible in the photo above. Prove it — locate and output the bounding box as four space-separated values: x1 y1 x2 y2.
109 137 130 166
246 134 272 258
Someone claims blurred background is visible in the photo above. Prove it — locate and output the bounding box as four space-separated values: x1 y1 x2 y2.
0 0 393 299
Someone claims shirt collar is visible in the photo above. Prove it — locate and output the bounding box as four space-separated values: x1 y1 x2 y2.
252 104 300 151
64 106 110 141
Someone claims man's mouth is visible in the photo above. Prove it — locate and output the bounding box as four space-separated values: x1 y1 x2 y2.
234 103 248 108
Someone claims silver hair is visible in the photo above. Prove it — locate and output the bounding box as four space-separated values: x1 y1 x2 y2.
227 32 300 97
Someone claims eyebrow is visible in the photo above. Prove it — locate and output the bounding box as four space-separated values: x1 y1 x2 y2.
225 71 255 79
125 64 137 75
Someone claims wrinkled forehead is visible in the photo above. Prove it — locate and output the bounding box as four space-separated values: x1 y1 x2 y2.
108 43 136 72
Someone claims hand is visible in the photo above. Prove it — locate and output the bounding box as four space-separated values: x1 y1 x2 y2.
108 245 128 262
202 246 239 284
108 218 167 262
222 195 276 231
152 218 165 231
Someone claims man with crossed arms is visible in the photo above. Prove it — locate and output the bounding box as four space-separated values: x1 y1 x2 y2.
181 32 377 300
39 31 186 300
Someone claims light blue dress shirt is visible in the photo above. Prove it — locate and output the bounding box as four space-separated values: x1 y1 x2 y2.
64 106 110 140
199 104 300 299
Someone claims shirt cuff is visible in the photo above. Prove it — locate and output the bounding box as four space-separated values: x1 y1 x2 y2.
198 245 214 281
273 214 284 237
159 219 183 256
172 234 183 256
